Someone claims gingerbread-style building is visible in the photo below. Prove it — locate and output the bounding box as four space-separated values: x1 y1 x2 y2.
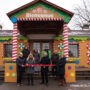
0 0 90 83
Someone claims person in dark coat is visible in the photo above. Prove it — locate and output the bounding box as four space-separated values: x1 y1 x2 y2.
51 50 59 76
40 52 50 86
22 47 30 60
33 50 40 64
57 54 67 86
16 52 25 86
22 47 30 72
26 53 35 86
33 50 40 72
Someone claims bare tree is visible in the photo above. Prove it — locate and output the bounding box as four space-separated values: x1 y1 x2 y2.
73 0 90 30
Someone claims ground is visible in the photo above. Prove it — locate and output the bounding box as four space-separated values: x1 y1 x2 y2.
0 80 90 90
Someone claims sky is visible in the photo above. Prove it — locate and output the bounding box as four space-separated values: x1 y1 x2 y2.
0 0 86 30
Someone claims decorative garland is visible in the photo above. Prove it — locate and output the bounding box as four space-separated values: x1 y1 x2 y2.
54 36 90 41
58 43 63 55
69 37 89 41
0 36 28 42
86 43 90 64
18 36 28 40
0 37 12 42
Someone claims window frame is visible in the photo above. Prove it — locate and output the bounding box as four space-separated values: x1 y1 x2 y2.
69 44 79 58
4 44 12 58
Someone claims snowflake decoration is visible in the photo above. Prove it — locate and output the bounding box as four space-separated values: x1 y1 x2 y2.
58 43 63 50
19 43 25 50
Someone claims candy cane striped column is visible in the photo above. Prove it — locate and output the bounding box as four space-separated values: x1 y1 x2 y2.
63 24 69 60
12 23 18 61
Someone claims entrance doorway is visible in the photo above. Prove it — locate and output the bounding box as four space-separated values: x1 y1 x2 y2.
29 40 53 53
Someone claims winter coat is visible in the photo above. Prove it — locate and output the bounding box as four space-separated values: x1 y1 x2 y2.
22 48 30 59
57 57 66 75
33 52 40 64
26 59 35 74
16 57 25 72
40 56 50 72
51 53 59 64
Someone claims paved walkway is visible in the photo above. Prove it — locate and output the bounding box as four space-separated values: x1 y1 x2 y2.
0 80 90 90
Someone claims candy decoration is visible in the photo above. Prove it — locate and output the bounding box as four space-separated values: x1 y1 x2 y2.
69 38 74 43
17 17 62 21
10 17 17 23
12 23 18 61
87 51 90 57
86 43 90 50
58 43 63 50
75 60 79 64
86 43 90 64
9 66 13 70
87 57 90 64
65 73 68 77
19 43 25 50
70 73 75 77
68 66 71 70
12 73 16 77
63 24 69 60
6 73 10 77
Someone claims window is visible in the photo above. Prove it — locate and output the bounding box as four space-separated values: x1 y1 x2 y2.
69 44 79 57
42 43 50 50
4 44 12 57
33 43 40 52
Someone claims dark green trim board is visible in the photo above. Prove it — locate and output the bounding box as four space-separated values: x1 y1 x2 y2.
54 36 90 41
18 36 28 40
0 36 12 42
0 36 28 42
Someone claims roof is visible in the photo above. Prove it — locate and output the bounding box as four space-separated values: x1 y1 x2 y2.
7 0 73 18
0 30 90 37
0 30 13 36
69 30 90 37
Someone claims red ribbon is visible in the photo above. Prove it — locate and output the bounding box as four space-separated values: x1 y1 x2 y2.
25 64 55 67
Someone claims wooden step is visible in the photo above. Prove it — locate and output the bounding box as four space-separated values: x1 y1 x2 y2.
76 67 90 80
0 66 4 82
76 67 90 71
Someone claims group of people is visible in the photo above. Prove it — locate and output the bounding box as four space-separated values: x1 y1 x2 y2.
16 47 67 86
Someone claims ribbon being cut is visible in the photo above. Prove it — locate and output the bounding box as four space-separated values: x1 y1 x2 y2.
25 64 55 67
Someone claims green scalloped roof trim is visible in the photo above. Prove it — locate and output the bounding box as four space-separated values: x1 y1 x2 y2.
18 36 28 40
0 36 12 41
0 36 28 41
54 36 90 41
54 36 63 40
10 2 71 23
69 36 89 41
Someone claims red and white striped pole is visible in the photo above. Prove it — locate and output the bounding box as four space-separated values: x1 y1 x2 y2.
87 43 90 64
12 23 18 61
63 24 69 60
